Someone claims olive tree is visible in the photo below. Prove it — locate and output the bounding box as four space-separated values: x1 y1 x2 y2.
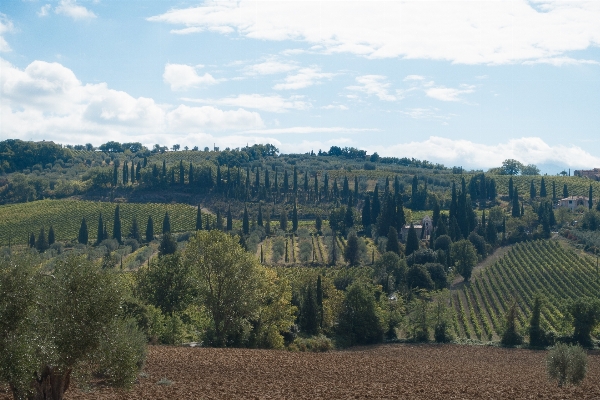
547 344 587 387
0 254 146 400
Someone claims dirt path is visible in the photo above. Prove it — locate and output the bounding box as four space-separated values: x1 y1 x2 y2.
451 244 513 290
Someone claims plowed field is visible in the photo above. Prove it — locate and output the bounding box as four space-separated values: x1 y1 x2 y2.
2 344 600 399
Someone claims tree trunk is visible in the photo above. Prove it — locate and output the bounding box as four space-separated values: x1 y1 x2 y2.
30 366 71 400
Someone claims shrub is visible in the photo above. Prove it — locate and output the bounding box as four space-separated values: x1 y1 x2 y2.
547 344 587 387
288 335 334 352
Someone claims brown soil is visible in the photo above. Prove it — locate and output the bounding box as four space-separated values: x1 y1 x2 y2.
4 344 600 399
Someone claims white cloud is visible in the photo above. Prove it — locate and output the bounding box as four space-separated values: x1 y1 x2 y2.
37 5 52 17
241 127 377 135
148 1 600 65
273 67 334 90
347 75 396 101
400 108 454 121
321 104 348 111
244 60 298 76
181 94 310 113
163 63 217 91
0 58 263 144
425 85 476 102
404 75 425 82
523 57 600 66
55 0 96 20
0 14 14 52
369 137 600 170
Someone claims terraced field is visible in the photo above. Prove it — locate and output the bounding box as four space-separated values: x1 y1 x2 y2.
452 240 600 340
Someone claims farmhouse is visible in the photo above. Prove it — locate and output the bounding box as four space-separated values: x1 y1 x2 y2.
574 168 600 180
558 196 589 211
400 215 432 241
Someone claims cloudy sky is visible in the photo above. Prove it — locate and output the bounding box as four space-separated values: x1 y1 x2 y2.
1 0 600 171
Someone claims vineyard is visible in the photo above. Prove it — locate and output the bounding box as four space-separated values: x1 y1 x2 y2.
0 199 214 245
451 239 600 340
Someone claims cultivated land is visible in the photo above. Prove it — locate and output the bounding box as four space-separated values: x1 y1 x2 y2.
1 344 598 399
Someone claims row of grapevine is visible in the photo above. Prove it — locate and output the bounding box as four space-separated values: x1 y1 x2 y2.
454 240 600 339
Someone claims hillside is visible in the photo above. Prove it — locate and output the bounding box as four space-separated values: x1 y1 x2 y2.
451 239 600 340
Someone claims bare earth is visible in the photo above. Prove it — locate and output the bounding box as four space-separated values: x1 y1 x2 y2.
3 344 599 399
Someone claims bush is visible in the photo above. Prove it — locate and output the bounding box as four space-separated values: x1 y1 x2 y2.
547 344 587 387
288 335 334 352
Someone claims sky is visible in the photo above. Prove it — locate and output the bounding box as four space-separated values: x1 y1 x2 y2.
1 0 600 172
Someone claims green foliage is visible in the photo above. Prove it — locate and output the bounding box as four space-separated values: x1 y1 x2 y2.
288 335 333 352
501 302 523 346
136 254 196 315
344 231 362 266
405 223 419 256
0 254 146 399
547 344 587 387
565 297 600 347
78 217 88 245
336 281 385 346
451 239 477 282
406 265 434 291
405 295 431 342
158 232 177 257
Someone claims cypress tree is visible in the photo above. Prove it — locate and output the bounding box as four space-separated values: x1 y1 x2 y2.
386 226 400 255
48 225 55 246
530 180 536 200
265 210 271 235
103 223 108 243
316 275 324 328
432 200 440 231
283 169 289 194
300 285 319 335
332 178 339 199
113 205 122 244
293 166 298 194
354 176 359 205
227 206 233 231
371 184 381 224
344 202 354 230
29 232 36 248
521 202 524 217
78 218 88 245
170 169 175 185
323 173 329 200
362 195 371 228
255 167 260 190
529 295 544 347
329 233 338 266
285 240 289 263
395 194 406 232
216 209 223 230
314 173 319 201
143 156 147 168
552 180 556 201
342 176 349 201
540 177 547 197
405 223 419 257
304 171 309 193
130 217 140 241
158 232 177 257
315 215 322 232
243 205 249 234
508 177 514 200
179 160 185 185
292 202 298 232
189 162 194 184
131 162 135 183
449 182 458 221
265 168 270 191
113 164 118 187
597 198 600 212
589 184 593 210
122 161 128 184
146 216 154 242
563 184 569 198
196 205 202 230
280 208 288 231
136 161 141 181
512 187 521 217
257 203 263 227
344 231 360 266
260 245 264 263
486 216 497 245
162 212 171 234
36 227 49 252
216 165 222 190
162 160 166 178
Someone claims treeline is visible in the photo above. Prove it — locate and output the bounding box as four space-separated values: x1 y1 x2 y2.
0 139 74 173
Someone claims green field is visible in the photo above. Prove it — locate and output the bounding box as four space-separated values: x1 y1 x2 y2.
452 239 600 340
0 199 214 245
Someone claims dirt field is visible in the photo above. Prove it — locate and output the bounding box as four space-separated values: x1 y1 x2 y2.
2 344 600 399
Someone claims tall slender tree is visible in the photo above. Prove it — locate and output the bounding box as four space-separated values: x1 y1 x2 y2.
78 218 88 245
371 184 381 224
113 205 122 244
540 177 547 197
196 205 202 230
36 227 49 252
405 223 419 256
292 202 299 232
530 180 536 200
130 217 140 242
512 187 521 217
122 161 128 184
589 184 593 210
243 205 249 234
146 216 154 242
508 177 514 200
362 195 371 228
280 208 288 231
162 212 171 234
48 225 55 246
130 162 135 184
257 203 263 227
563 184 569 199
189 162 194 184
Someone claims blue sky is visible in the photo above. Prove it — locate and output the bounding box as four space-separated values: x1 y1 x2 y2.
1 0 600 172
